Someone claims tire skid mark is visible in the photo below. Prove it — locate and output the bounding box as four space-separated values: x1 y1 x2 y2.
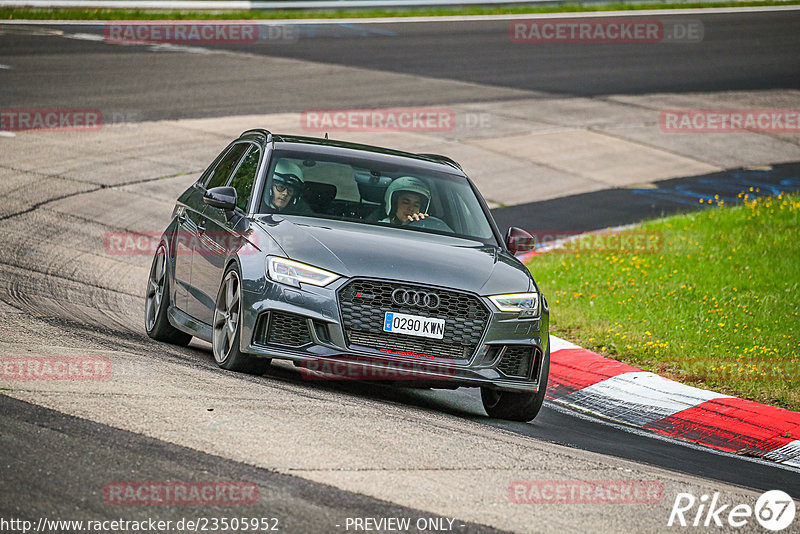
0 263 140 331
0 257 142 299
0 165 198 222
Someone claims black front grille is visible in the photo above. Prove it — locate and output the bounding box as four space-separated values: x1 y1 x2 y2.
253 311 312 347
497 346 539 379
338 279 489 360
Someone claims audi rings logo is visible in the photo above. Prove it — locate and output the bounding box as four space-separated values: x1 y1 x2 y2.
391 289 440 309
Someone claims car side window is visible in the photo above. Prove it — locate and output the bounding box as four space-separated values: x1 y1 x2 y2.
228 145 261 212
204 143 248 190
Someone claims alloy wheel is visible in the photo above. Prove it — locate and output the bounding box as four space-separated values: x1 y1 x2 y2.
213 270 241 363
145 246 166 332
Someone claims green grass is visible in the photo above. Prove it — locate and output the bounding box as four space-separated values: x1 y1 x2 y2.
527 191 800 411
2 0 799 20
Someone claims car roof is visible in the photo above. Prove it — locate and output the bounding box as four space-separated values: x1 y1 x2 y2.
239 129 465 176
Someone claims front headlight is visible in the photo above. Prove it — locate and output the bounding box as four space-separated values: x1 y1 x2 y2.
488 292 540 316
267 257 340 288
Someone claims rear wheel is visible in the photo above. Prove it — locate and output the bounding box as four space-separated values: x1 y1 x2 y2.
145 244 192 346
481 347 550 422
212 266 270 375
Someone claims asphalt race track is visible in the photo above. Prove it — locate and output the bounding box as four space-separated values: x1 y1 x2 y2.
1 9 799 533
1 11 799 119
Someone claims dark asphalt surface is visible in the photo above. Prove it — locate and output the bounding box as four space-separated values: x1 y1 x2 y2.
0 394 505 533
1 12 799 528
1 11 799 119
231 13 800 96
491 161 800 235
302 376 800 495
490 405 800 496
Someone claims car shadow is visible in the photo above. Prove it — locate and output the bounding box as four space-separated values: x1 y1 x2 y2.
189 340 488 421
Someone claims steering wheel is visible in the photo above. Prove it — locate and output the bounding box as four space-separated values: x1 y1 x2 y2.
403 216 453 232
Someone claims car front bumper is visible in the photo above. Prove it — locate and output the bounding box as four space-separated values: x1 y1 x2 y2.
239 277 549 393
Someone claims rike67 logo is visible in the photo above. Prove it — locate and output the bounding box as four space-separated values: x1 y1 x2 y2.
668 490 796 531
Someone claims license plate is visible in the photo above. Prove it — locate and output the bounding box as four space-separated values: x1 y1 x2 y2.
383 312 445 340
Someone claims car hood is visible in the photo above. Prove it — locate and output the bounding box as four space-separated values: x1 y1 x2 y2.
253 216 533 294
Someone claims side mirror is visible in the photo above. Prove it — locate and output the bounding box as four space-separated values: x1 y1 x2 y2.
203 186 237 211
505 227 536 255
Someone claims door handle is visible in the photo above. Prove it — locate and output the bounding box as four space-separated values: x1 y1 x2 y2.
198 220 206 235
177 212 187 224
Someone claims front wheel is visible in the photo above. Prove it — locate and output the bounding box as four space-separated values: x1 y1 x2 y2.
212 266 270 375
481 348 550 422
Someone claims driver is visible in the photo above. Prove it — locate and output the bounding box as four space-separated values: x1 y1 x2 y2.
381 176 431 226
267 160 309 214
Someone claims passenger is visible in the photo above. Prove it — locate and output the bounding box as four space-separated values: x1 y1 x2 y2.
380 176 431 225
267 160 310 214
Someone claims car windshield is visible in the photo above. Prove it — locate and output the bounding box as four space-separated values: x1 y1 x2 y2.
259 149 498 245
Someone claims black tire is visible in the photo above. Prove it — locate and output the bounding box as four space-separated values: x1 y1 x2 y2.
212 265 270 375
145 244 192 346
481 347 550 422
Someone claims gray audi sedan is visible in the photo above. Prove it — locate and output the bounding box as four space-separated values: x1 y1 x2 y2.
145 129 550 421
